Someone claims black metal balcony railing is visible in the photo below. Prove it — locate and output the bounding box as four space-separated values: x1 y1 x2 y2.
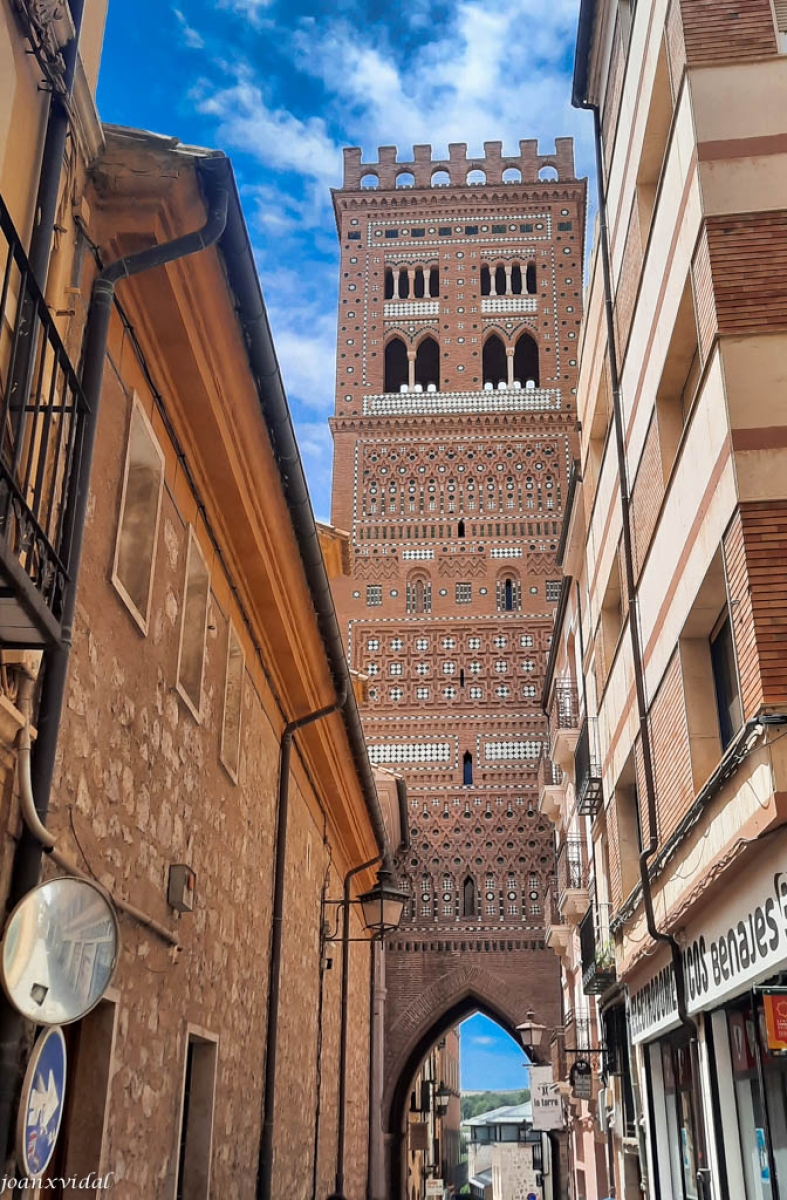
579 903 616 996
537 749 562 791
574 717 603 816
556 835 589 897
0 194 89 647
545 877 563 929
548 678 579 736
563 1007 592 1053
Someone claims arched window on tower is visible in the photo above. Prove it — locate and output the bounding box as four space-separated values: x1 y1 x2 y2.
480 265 491 296
414 268 425 298
429 266 440 297
511 263 523 295
458 519 465 538
526 262 537 295
406 573 431 614
398 268 410 299
462 875 476 917
415 337 440 390
513 332 539 388
482 335 507 388
384 269 394 300
384 337 408 392
496 574 521 612
463 751 473 786
494 264 507 296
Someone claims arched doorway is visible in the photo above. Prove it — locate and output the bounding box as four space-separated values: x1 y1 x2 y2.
386 991 558 1200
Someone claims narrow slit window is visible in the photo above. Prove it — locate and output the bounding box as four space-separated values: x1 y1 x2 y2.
112 397 164 631
220 623 245 781
177 529 210 719
175 1032 218 1200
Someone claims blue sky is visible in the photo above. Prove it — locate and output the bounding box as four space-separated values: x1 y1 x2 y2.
97 0 594 521
459 1014 530 1092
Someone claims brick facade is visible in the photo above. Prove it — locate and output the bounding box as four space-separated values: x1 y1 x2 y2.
328 143 586 1179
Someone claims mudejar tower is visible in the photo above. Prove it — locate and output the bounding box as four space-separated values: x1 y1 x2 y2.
329 140 586 1190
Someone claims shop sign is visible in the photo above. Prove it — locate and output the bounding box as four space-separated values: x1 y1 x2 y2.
629 962 679 1044
629 840 787 1042
763 992 787 1053
530 1064 564 1130
409 1121 429 1151
570 1058 593 1101
425 1181 443 1197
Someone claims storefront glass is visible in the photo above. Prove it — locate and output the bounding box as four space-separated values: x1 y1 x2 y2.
726 996 787 1200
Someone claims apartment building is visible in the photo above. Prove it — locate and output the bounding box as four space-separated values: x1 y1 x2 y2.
541 0 787 1198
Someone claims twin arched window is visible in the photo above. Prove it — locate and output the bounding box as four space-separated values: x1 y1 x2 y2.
384 336 440 392
482 332 540 388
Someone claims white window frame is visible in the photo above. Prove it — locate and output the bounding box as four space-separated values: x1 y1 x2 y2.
220 621 245 783
176 528 211 721
111 394 165 633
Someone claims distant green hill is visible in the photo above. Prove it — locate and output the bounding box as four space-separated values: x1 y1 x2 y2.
460 1089 530 1121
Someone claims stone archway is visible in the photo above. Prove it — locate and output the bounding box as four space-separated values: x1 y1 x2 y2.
383 955 561 1199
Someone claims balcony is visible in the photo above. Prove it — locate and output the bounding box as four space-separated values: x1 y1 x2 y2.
537 750 565 826
548 679 580 771
0 195 89 647
579 903 616 996
574 717 603 816
563 1007 593 1054
544 878 571 962
556 835 589 923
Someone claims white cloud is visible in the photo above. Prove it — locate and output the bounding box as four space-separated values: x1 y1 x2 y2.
217 0 273 23
291 0 593 176
173 7 205 50
194 67 342 188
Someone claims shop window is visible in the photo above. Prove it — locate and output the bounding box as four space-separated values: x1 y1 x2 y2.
112 396 165 632
220 623 245 782
175 1031 218 1200
177 529 210 720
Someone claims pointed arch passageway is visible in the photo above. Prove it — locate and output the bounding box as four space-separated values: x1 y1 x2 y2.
383 967 564 1199
383 959 562 1196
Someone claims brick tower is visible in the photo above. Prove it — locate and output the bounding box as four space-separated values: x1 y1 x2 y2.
328 140 586 1188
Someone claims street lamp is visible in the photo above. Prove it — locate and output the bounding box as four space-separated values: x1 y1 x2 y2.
435 1081 451 1118
358 866 409 934
517 1010 547 1055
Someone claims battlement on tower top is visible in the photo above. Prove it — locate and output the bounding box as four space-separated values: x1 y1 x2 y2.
340 139 576 191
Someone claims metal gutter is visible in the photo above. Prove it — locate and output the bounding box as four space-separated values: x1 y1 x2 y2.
197 158 392 871
572 0 600 108
540 575 573 713
555 458 582 569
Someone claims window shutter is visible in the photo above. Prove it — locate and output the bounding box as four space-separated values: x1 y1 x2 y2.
776 0 787 32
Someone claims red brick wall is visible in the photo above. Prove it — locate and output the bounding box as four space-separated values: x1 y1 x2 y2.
705 212 787 336
665 0 688 97
615 201 643 359
631 413 666 577
678 0 778 65
651 650 695 838
725 501 787 716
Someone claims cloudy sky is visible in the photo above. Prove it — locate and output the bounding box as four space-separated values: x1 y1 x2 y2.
97 0 594 521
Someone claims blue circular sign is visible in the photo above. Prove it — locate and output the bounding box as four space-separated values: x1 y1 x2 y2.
17 1026 67 1179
